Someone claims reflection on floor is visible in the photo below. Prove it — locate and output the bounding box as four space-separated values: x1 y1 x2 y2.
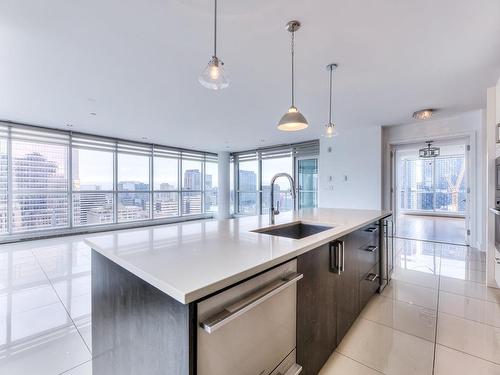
320 238 500 375
396 214 466 245
0 234 499 374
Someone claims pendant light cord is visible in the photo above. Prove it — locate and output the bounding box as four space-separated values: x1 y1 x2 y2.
213 0 217 57
329 67 333 123
291 30 295 107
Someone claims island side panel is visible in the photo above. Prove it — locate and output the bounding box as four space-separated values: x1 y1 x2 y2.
91 250 195 375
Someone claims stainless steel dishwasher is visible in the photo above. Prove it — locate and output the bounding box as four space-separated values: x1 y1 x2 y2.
197 259 303 375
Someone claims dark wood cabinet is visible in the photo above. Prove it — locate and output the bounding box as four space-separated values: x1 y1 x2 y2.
297 243 337 375
335 233 360 344
297 220 382 374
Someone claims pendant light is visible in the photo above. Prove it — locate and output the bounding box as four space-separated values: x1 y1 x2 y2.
277 20 308 131
419 141 440 158
199 0 229 90
324 63 338 138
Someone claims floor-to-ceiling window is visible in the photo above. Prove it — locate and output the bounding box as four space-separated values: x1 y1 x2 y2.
261 155 293 214
0 126 8 234
232 140 319 216
397 146 466 215
72 136 115 226
297 158 318 209
0 123 218 239
237 157 259 215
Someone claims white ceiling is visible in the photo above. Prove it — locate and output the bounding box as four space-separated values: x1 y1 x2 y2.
1 0 499 152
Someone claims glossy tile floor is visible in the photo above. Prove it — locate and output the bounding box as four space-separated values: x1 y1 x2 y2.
396 214 467 245
0 233 499 374
320 237 500 375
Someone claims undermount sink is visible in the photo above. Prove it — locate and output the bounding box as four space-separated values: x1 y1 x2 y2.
253 222 333 239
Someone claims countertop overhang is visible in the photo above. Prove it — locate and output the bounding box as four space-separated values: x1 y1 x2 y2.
84 208 392 304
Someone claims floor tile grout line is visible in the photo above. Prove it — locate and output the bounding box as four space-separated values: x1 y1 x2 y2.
394 235 468 247
333 350 386 374
356 316 437 345
359 314 437 344
437 309 500 330
431 243 442 375
372 292 438 312
30 248 93 356
435 343 500 367
389 277 440 292
57 359 92 375
437 287 499 305
436 308 500 329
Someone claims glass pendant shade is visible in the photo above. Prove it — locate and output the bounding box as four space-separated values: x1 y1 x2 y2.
278 106 309 131
199 56 229 90
324 122 338 138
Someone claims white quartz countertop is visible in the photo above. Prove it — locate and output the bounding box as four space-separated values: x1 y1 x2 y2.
84 208 391 304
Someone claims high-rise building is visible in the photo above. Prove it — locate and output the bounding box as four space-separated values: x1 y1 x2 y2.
11 152 68 231
184 169 201 190
239 170 256 191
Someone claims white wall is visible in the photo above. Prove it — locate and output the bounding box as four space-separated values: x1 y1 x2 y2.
319 126 382 210
382 110 486 250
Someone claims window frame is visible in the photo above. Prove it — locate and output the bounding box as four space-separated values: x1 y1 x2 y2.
232 141 319 216
0 122 218 241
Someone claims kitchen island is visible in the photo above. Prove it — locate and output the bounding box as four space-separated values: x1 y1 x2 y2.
85 208 392 375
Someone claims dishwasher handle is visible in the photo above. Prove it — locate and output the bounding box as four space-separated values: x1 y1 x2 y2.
200 272 303 334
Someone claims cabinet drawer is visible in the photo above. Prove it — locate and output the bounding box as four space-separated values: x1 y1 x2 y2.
359 263 380 310
358 243 378 281
358 223 380 246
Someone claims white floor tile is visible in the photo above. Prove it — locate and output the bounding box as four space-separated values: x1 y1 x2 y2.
439 266 486 284
336 318 434 375
439 291 500 328
439 276 500 304
0 324 91 375
361 295 436 341
61 361 92 375
392 268 439 289
319 352 382 374
437 312 500 365
7 283 61 315
381 279 438 309
434 345 500 375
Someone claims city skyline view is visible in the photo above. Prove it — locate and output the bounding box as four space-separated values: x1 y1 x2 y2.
0 126 218 235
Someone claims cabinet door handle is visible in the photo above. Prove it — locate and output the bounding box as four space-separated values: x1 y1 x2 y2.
365 227 378 233
365 273 379 282
340 241 345 273
329 241 342 274
363 245 378 252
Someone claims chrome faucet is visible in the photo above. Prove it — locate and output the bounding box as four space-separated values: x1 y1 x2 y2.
269 173 296 225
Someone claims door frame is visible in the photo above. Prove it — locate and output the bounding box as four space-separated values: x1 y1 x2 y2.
389 133 474 246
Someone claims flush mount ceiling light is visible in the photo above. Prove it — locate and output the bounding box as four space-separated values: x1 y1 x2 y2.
419 141 440 158
199 0 229 90
277 20 308 132
413 108 433 121
324 63 338 138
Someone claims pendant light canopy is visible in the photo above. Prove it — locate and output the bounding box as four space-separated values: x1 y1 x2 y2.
199 0 229 90
277 20 308 132
324 63 338 138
